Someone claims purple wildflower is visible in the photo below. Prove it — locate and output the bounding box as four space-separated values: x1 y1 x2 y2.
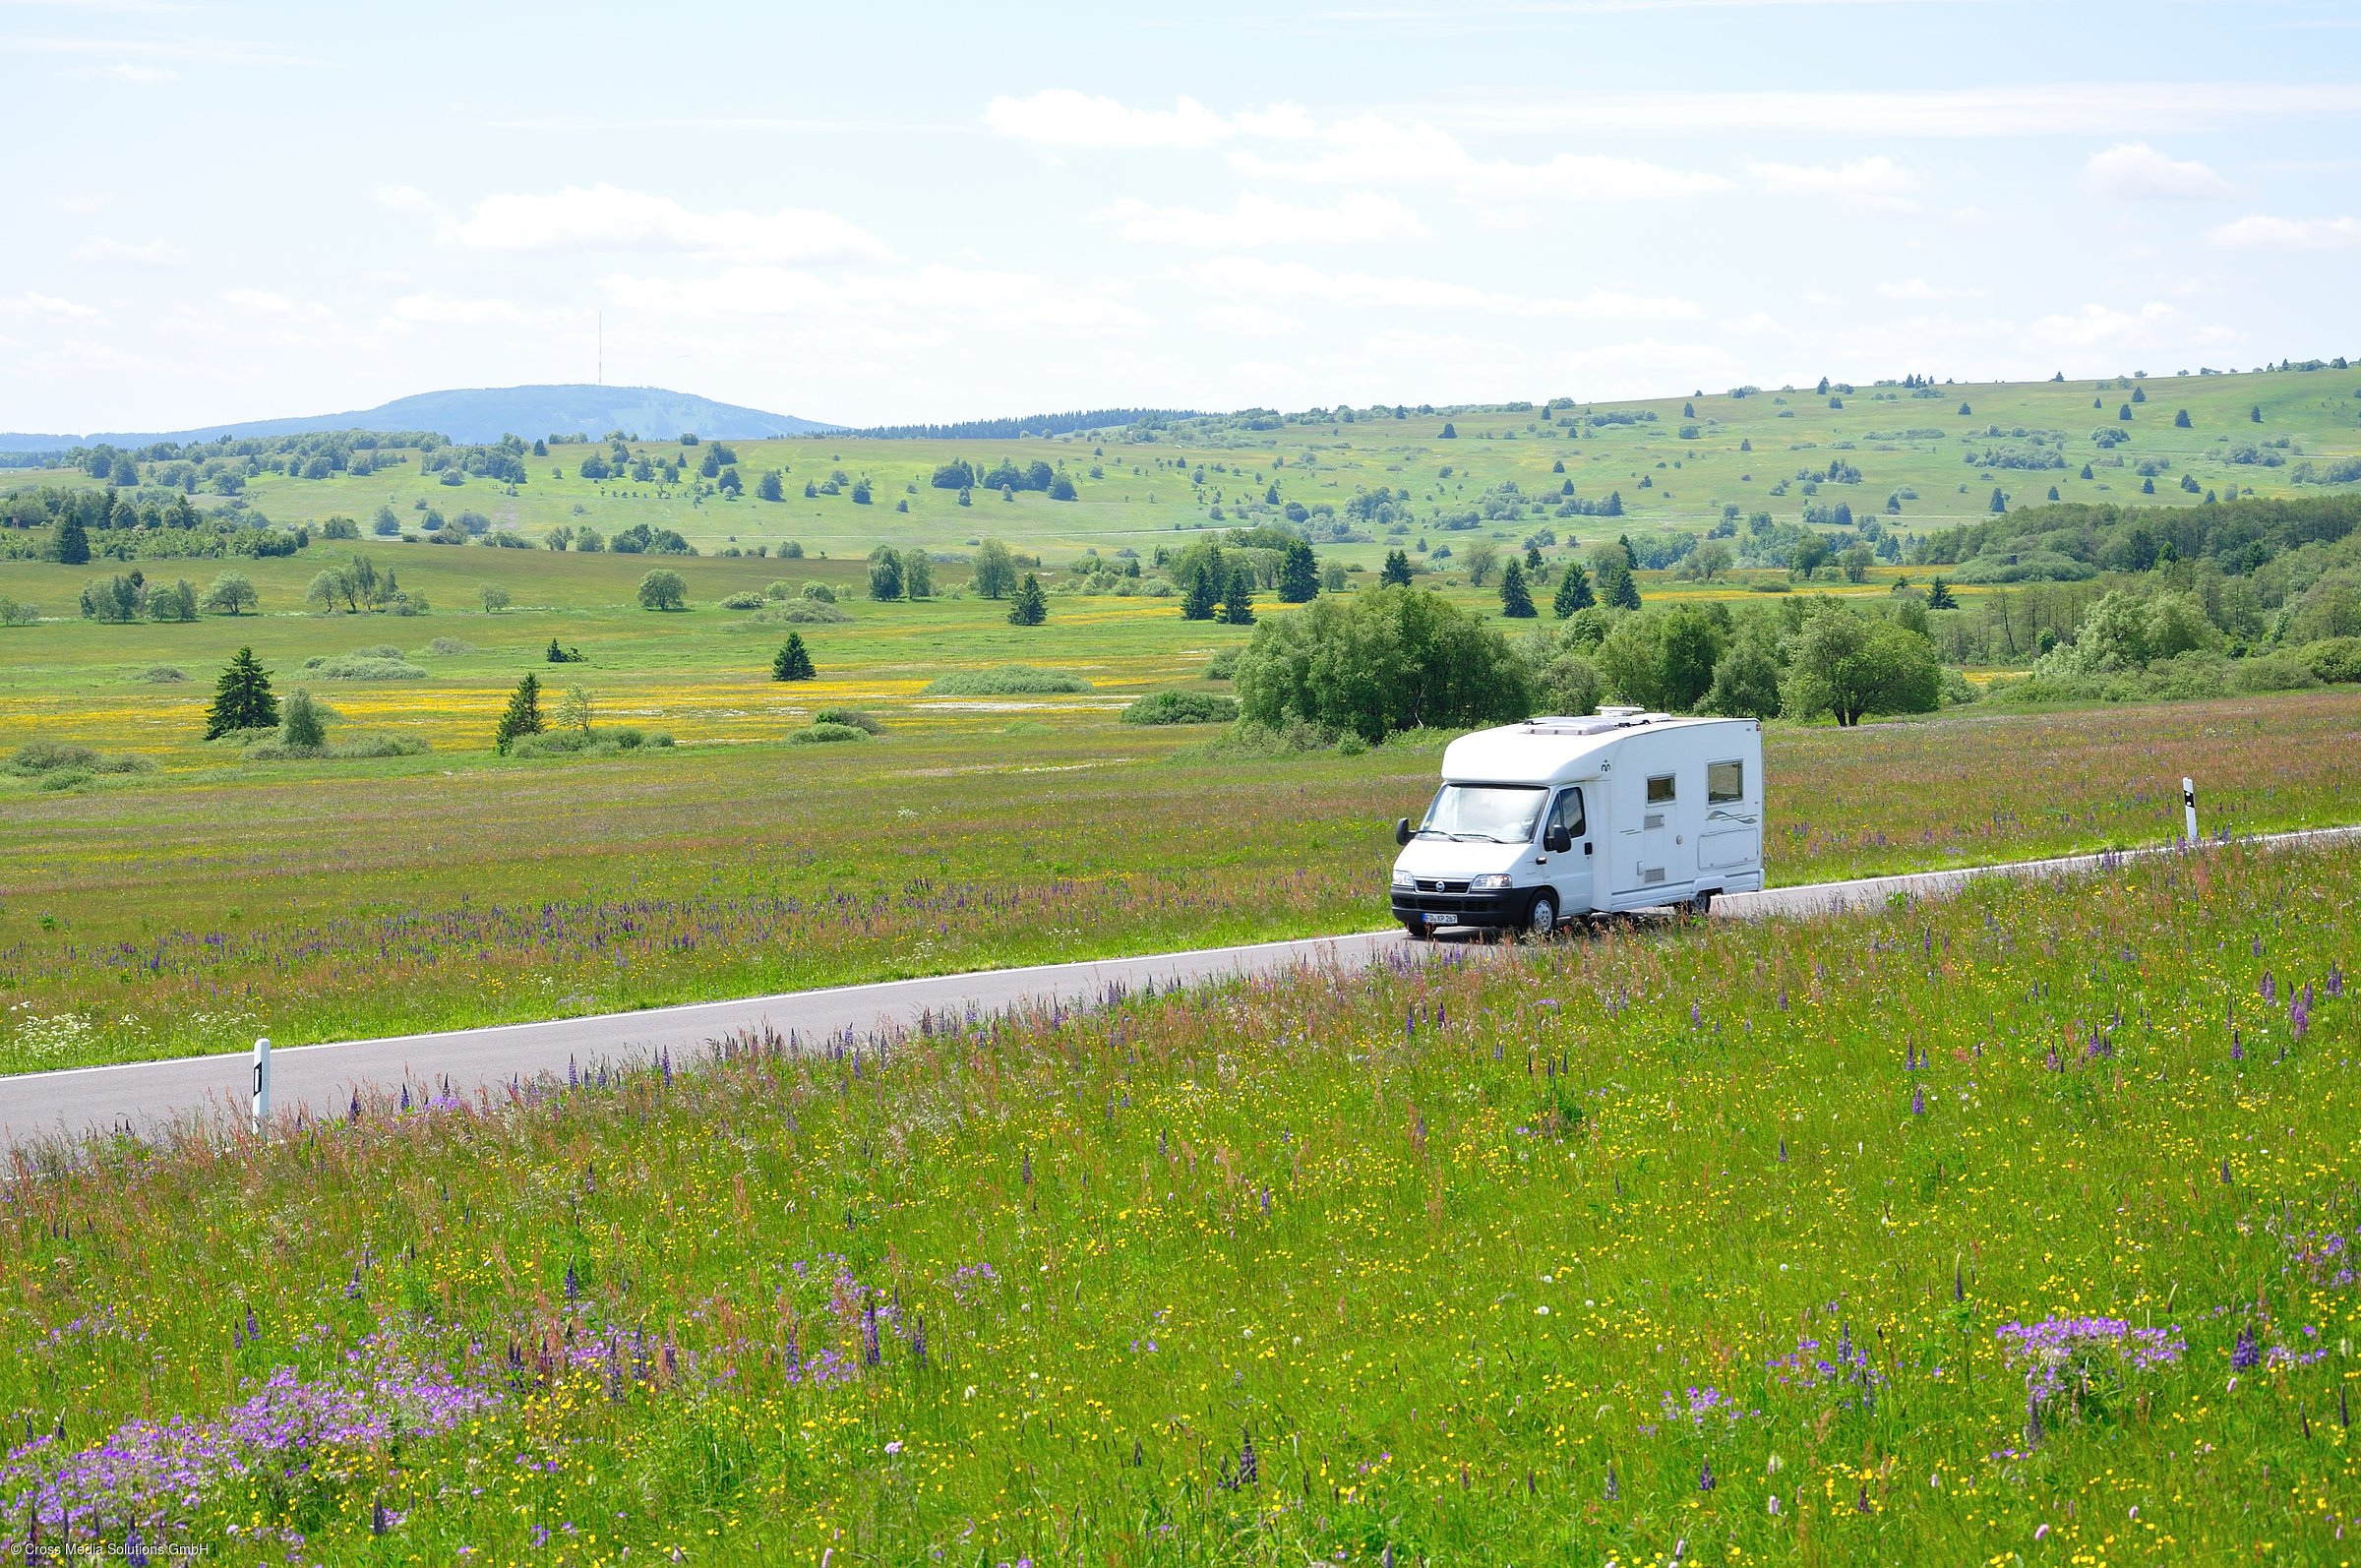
1910 1085 1927 1116
1698 1460 1716 1492
2232 1324 2260 1370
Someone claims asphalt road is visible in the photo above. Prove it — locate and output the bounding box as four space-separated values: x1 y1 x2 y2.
5 825 2351 1152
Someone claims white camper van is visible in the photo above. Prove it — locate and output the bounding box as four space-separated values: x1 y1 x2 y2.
1388 709 1765 937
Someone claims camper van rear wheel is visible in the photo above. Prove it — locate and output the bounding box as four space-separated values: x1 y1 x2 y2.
1688 890 1715 919
1523 890 1558 939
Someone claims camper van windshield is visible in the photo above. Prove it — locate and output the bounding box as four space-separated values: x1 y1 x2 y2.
1418 784 1547 844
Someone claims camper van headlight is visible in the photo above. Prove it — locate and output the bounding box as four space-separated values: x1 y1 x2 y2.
1469 874 1514 891
1391 869 1415 889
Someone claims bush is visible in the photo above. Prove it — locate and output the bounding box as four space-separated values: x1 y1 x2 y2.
920 666 1093 696
789 721 869 745
302 654 428 680
135 666 187 684
719 591 766 610
421 637 472 656
1120 690 1241 725
814 708 884 734
2299 635 2361 684
757 600 851 625
1204 647 1241 682
8 741 151 777
801 581 837 603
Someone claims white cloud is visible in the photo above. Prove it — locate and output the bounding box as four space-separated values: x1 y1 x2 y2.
1187 256 1701 319
405 183 895 267
1100 192 1428 247
2026 300 2235 352
383 293 527 326
1749 155 1918 200
1195 302 1305 338
2085 143 2234 200
1232 116 1725 199
58 61 175 82
1451 83 2361 139
984 90 1244 149
71 234 183 267
598 265 1153 333
2206 213 2361 249
3 291 103 322
1878 278 1985 301
986 92 1721 201
222 287 335 321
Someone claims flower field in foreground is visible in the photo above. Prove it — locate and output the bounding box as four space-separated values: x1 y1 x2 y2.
3 841 2358 1563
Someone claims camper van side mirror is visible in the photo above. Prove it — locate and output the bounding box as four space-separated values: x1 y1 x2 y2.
1395 817 1413 846
1543 825 1572 854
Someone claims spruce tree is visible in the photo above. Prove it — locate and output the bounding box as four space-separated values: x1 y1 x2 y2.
1220 564 1255 626
203 646 278 739
1180 563 1221 621
1379 549 1413 587
547 636 565 663
494 672 546 754
1276 540 1318 603
1553 561 1593 617
772 633 817 681
54 514 90 567
1497 562 1537 618
1006 573 1049 627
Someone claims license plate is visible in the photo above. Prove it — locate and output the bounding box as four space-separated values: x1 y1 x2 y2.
1423 912 1450 926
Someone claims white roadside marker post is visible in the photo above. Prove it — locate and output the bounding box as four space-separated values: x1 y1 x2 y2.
252 1036 271 1135
2183 777 2199 846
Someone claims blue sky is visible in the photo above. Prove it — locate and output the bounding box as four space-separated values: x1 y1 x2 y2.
3 0 2358 432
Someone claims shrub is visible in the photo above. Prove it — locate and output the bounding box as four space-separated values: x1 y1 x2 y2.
814 708 884 734
789 721 869 745
135 666 187 684
7 741 151 777
0 597 37 626
422 637 472 656
279 690 328 750
720 591 766 610
756 600 851 626
801 582 837 603
920 666 1094 695
302 655 428 680
2299 635 2361 684
1204 647 1241 682
1121 690 1241 725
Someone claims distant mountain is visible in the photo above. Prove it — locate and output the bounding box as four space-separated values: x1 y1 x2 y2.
0 384 837 452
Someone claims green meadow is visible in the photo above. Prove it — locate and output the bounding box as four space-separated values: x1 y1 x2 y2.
2 366 2359 1069
2 837 2355 1564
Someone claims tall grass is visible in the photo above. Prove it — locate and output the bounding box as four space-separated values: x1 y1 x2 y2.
0 839 2354 1561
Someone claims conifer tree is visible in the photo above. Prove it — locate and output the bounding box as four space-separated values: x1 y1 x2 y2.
494 672 545 754
1497 562 1537 618
1379 549 1413 587
1006 573 1048 627
54 514 90 566
772 633 817 681
1553 561 1593 618
1276 540 1318 603
1220 564 1255 626
1180 562 1221 621
203 646 278 739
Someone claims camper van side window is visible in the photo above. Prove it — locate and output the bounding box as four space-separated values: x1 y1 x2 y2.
1645 774 1675 805
1548 788 1586 838
1708 760 1743 804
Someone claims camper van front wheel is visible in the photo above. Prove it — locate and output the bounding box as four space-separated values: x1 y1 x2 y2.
1523 890 1558 939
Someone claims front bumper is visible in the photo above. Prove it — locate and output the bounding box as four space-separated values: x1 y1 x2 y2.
1389 888 1523 928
